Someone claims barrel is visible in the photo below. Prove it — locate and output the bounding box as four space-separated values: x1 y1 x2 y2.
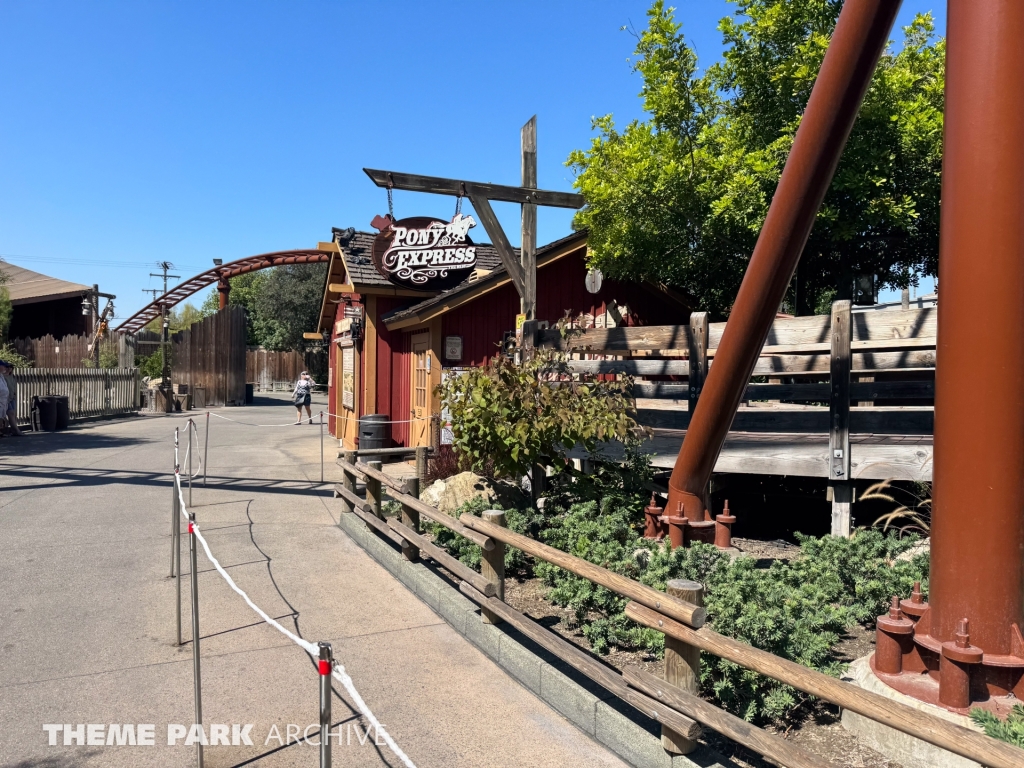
36 396 58 432
358 414 391 450
54 396 70 430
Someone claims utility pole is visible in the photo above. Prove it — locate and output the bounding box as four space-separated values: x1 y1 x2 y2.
150 262 180 389
91 284 101 367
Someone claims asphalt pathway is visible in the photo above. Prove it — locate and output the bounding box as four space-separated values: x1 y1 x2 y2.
0 393 626 768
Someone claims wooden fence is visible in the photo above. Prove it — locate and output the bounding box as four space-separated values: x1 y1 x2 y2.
335 454 1023 768
246 348 305 391
11 368 140 426
171 306 247 407
9 333 136 368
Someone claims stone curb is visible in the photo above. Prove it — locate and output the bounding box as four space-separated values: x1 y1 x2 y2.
337 511 734 768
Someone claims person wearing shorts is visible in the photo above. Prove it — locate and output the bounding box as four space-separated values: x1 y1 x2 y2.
292 371 315 424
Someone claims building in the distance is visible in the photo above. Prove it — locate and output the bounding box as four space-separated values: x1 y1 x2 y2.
2 261 96 338
314 225 691 450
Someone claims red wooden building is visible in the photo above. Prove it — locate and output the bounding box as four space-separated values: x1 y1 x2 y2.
315 229 690 449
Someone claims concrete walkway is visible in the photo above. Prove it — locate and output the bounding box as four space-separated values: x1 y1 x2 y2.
0 393 627 768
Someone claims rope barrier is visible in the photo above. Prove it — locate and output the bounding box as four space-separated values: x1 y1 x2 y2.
208 410 434 428
171 465 416 767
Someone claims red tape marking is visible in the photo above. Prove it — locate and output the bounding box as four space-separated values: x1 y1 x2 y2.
319 660 331 676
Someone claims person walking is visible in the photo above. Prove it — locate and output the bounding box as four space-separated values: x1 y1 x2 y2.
292 371 315 424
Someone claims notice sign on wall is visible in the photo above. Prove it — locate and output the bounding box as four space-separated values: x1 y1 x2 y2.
371 215 477 291
444 335 463 362
341 346 355 410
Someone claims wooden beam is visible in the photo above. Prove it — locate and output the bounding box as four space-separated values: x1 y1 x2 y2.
829 301 852 536
687 312 708 414
521 116 537 320
467 193 526 296
328 283 355 293
363 167 584 209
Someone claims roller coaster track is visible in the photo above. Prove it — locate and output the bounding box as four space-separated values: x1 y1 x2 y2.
115 248 334 333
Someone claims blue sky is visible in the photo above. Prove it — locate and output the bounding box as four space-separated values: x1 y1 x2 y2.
0 1 945 321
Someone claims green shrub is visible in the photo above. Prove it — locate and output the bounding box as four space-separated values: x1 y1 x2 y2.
971 705 1024 748
423 496 541 574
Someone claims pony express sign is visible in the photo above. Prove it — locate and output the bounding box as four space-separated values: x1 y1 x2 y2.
371 215 477 291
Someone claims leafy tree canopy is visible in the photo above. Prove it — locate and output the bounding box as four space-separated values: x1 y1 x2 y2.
568 0 944 317
200 264 327 350
143 301 204 334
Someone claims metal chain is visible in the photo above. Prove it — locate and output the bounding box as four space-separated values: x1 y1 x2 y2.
454 194 463 218
387 186 394 219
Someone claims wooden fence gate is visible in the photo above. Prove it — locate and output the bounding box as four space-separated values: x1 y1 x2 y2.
171 306 247 407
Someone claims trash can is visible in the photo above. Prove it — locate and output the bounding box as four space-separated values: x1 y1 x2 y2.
245 383 254 404
358 414 390 450
54 396 70 430
36 396 58 432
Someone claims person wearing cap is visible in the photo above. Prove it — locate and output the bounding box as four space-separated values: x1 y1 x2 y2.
0 361 18 437
292 370 316 425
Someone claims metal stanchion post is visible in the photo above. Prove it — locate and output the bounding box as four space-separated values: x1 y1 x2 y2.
320 411 325 484
203 411 210 487
169 428 180 577
175 428 182 647
188 420 193 508
188 512 205 768
318 642 333 768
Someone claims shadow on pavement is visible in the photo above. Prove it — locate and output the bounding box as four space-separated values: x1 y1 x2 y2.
0 430 151 457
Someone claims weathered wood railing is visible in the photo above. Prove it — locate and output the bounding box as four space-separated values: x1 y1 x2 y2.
334 456 1021 768
11 368 140 427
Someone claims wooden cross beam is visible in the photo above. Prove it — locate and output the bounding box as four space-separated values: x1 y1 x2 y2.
363 130 584 320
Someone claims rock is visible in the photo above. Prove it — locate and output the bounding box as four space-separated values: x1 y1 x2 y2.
419 471 525 515
895 537 930 562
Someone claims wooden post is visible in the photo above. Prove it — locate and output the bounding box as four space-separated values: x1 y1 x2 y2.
829 300 853 536
662 579 704 755
415 446 428 493
687 312 708 415
400 476 420 562
366 459 383 520
479 510 506 624
521 116 537 320
338 450 356 517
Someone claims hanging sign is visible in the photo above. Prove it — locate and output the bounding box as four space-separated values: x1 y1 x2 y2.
371 215 478 291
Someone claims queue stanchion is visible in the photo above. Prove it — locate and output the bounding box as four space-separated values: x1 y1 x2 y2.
320 411 325 484
175 429 183 647
319 642 333 767
170 427 179 579
188 511 205 768
203 411 210 487
187 419 194 507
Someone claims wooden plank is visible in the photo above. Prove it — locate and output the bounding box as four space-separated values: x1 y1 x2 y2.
333 482 371 516
379 483 495 551
385 517 496 597
459 582 701 741
624 602 1024 768
707 337 936 356
350 501 405 546
636 381 932 401
829 301 853 537
362 167 584 209
536 325 693 352
688 313 708 413
460 514 706 628
637 407 933 434
708 307 936 348
624 667 837 768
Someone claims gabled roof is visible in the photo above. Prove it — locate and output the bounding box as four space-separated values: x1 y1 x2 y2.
1 261 91 305
381 230 588 330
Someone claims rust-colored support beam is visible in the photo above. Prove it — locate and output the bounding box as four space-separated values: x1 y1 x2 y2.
667 0 901 521
217 276 230 310
929 0 1024 680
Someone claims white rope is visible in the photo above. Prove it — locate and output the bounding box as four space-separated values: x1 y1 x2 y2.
208 411 433 428
172 470 416 767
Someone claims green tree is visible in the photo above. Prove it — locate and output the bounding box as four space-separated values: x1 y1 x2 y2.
201 265 325 350
0 263 12 341
143 301 205 333
568 1 944 317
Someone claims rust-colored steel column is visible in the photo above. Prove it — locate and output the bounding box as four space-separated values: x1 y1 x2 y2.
667 0 902 521
929 0 1024 659
217 276 230 310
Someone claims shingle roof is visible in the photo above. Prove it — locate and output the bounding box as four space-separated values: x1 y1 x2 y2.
381 230 587 325
1 261 91 304
339 230 506 288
